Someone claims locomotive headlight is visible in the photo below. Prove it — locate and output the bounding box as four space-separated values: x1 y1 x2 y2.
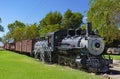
95 43 100 48
92 40 102 51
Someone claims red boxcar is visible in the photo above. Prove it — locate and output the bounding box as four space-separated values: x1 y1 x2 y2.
21 40 27 53
15 41 22 52
26 39 37 54
9 43 15 50
4 38 38 55
4 43 8 49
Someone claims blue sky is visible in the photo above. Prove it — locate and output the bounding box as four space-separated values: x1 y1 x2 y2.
0 0 89 41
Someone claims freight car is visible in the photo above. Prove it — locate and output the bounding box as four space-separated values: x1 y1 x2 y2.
4 42 15 50
4 22 113 73
4 39 38 55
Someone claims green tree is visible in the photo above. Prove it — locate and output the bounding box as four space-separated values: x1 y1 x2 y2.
87 0 120 46
7 20 26 41
5 20 39 42
26 24 39 39
12 27 25 41
62 9 83 29
0 18 4 32
38 11 62 36
0 18 4 43
8 20 25 32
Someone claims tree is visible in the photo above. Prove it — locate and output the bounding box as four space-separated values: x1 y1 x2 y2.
8 20 25 32
26 23 39 39
5 20 40 42
38 11 62 36
0 18 4 32
62 9 83 29
38 10 83 37
12 27 25 41
87 0 120 46
7 20 26 41
0 18 4 43
0 37 2 42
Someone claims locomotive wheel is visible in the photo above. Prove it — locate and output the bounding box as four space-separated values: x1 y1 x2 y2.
88 67 98 73
76 63 82 69
64 60 69 66
69 61 76 68
58 56 64 65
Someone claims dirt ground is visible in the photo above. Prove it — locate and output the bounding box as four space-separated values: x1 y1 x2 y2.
102 60 120 79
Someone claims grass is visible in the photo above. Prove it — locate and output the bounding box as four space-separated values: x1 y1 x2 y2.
0 50 106 79
105 55 120 60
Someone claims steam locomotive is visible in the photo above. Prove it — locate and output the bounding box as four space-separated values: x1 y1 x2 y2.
4 22 112 73
33 22 113 73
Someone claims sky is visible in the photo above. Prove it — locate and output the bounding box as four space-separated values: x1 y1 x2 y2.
0 0 89 46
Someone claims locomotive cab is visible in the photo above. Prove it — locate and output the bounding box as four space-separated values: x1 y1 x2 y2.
46 30 67 51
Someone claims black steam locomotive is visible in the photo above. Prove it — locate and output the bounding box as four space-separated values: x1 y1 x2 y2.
33 22 113 73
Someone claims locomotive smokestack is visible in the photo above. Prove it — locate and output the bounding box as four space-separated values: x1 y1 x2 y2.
86 22 92 36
